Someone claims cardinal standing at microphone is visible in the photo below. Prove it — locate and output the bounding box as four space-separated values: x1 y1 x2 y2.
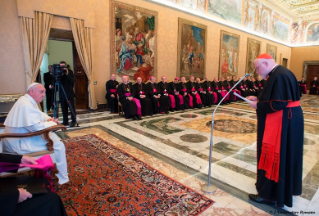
247 53 303 208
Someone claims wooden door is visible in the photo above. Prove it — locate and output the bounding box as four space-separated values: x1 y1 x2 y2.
306 65 319 90
73 42 88 109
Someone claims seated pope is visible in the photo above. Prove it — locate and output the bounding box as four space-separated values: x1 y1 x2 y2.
2 83 69 185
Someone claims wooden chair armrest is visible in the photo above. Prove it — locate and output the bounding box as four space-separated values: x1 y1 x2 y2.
0 124 67 151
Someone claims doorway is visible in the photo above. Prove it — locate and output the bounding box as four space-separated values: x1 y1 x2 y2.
40 28 89 113
303 61 319 90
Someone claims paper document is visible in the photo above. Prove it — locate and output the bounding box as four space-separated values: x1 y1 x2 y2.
233 92 253 103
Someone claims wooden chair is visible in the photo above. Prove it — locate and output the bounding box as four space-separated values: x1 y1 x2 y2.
117 95 124 116
0 123 66 184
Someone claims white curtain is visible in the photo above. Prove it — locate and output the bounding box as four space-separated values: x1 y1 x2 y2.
70 18 97 110
21 12 53 86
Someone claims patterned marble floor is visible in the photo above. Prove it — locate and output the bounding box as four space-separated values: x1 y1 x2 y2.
62 94 319 215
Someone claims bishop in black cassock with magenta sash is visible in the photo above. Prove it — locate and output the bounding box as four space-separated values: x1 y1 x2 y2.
105 73 119 113
247 53 303 208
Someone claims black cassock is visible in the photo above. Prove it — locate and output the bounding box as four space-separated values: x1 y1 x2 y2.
212 81 223 104
246 80 257 96
187 81 203 108
309 80 318 95
43 72 54 111
298 80 307 95
237 80 248 97
254 80 262 97
222 80 235 102
157 81 170 112
168 82 182 110
133 83 153 116
195 82 208 106
202 81 215 106
117 82 137 118
146 82 169 113
0 153 67 216
179 82 191 109
256 65 303 207
105 79 119 113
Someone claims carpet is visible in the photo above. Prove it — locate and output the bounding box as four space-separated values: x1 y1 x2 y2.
57 134 214 215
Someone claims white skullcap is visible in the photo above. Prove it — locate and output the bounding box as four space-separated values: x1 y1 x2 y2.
27 82 41 92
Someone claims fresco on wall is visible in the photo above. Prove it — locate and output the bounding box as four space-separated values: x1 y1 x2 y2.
110 1 158 82
260 6 271 35
307 22 319 42
246 38 261 78
291 21 307 44
219 31 240 79
266 44 277 61
177 18 207 79
207 0 242 24
243 0 260 32
273 15 289 41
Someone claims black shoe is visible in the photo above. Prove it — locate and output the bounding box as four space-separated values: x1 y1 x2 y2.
165 111 169 114
70 122 76 127
133 115 138 120
248 194 276 204
137 115 142 120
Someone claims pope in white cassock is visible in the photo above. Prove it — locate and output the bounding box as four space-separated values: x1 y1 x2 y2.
2 83 69 184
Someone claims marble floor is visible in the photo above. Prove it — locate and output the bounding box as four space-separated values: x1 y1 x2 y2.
60 94 319 216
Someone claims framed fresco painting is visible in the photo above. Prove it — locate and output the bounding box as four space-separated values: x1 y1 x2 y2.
219 30 240 79
177 18 207 79
266 44 277 61
246 38 261 78
110 0 158 82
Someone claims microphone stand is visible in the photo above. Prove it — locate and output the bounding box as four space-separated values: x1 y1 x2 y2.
201 74 249 193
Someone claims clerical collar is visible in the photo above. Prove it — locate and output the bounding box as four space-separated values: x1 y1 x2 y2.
25 94 37 106
269 64 279 75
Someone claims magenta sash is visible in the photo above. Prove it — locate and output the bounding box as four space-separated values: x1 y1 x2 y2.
216 87 219 90
232 90 237 100
164 90 168 94
222 87 225 90
178 94 184 105
182 88 187 92
198 88 203 91
240 86 243 89
259 84 262 87
191 88 195 91
110 89 117 94
153 88 157 93
213 92 217 104
125 93 131 97
139 91 145 95
195 93 202 104
132 98 142 116
220 91 229 101
168 95 176 108
301 84 307 94
188 94 193 107
0 155 54 173
207 87 211 91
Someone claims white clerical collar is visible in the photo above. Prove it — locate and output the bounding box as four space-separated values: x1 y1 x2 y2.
25 94 37 106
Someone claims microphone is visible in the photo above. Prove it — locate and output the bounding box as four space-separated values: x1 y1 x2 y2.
201 73 249 193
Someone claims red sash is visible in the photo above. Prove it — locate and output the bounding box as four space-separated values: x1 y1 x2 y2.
110 89 117 94
178 94 184 105
132 98 142 117
259 101 300 182
168 95 176 108
125 93 131 97
188 94 193 107
213 92 217 104
195 93 202 104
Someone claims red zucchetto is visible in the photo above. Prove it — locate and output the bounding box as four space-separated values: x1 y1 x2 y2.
256 53 273 59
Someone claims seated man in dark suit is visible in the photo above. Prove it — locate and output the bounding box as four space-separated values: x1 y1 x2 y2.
0 153 67 216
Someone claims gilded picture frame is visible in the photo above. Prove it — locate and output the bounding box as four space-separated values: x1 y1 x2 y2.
110 0 158 82
219 30 240 79
266 44 277 61
177 18 207 79
246 38 261 78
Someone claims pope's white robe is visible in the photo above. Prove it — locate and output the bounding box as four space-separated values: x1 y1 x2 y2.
3 94 69 184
